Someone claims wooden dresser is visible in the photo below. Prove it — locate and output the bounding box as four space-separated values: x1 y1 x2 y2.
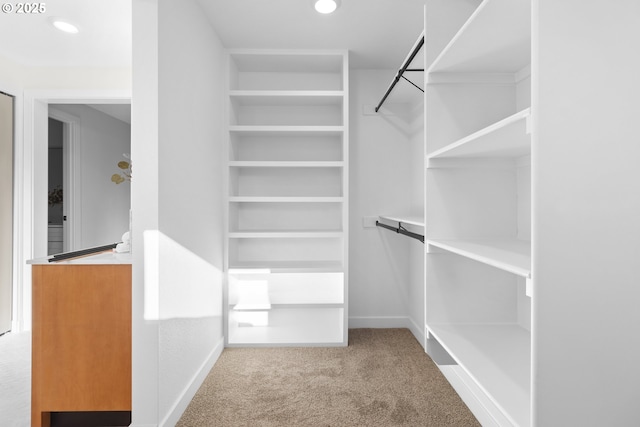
29 252 132 427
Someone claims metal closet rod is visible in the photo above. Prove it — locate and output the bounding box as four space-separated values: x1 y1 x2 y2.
376 221 424 244
375 32 425 113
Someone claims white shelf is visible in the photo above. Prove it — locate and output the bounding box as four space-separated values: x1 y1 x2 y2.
229 196 343 203
427 0 531 74
229 50 344 74
229 125 344 134
228 306 345 346
427 109 531 159
229 90 344 105
229 231 343 239
378 215 425 229
428 323 530 427
229 260 344 272
427 239 531 278
228 271 344 306
229 161 344 168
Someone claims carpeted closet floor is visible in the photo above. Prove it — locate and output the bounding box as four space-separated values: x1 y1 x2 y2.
178 328 479 426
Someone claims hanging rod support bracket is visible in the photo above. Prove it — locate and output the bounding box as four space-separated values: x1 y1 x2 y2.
376 220 424 244
401 75 424 93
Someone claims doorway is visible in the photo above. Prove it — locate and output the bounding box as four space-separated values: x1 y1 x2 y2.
0 91 14 335
46 104 131 255
48 118 64 254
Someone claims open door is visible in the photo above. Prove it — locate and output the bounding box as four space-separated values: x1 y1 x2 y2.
0 91 14 335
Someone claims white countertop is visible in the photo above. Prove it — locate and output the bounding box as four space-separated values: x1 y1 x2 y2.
28 251 132 265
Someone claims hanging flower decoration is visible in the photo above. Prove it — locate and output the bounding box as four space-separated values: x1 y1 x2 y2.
48 185 63 206
111 154 132 184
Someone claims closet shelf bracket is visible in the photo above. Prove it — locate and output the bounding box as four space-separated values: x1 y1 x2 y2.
401 74 424 93
376 220 424 244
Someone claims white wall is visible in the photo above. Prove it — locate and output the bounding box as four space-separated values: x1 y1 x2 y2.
0 92 14 335
132 0 225 425
532 1 640 424
131 0 160 423
349 69 424 340
157 0 225 424
49 104 131 247
0 54 26 89
0 52 130 92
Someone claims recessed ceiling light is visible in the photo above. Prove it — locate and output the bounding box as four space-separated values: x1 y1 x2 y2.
50 18 80 34
314 0 340 14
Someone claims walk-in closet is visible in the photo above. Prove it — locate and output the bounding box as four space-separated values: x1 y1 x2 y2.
3 0 640 426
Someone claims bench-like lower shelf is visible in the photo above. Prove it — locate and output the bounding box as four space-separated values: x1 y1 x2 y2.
427 323 531 427
228 306 345 346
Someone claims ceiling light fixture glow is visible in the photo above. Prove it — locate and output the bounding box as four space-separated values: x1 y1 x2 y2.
51 19 79 34
314 0 340 14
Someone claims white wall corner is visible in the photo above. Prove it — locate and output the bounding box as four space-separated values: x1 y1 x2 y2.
407 316 425 348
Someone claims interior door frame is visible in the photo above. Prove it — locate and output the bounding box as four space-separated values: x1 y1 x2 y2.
15 89 131 332
0 84 21 334
0 90 15 335
48 107 81 253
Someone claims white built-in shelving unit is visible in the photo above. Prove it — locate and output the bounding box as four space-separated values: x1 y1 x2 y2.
424 0 532 425
225 50 349 346
423 1 640 424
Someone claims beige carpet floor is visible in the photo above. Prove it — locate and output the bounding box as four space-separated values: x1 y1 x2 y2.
178 328 479 426
0 332 31 427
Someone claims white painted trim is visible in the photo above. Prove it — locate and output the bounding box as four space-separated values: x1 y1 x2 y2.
48 107 81 252
438 365 514 427
227 48 349 57
348 316 411 329
407 316 425 348
0 84 23 333
159 336 225 427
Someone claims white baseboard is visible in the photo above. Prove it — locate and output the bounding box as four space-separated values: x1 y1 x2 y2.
159 336 225 427
438 365 513 427
349 315 410 329
406 316 425 348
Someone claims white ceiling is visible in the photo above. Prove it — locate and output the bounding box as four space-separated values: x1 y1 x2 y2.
196 0 427 69
0 0 425 70
0 0 132 67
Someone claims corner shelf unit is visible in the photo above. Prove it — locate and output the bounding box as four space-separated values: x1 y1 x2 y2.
225 50 349 346
424 1 532 426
